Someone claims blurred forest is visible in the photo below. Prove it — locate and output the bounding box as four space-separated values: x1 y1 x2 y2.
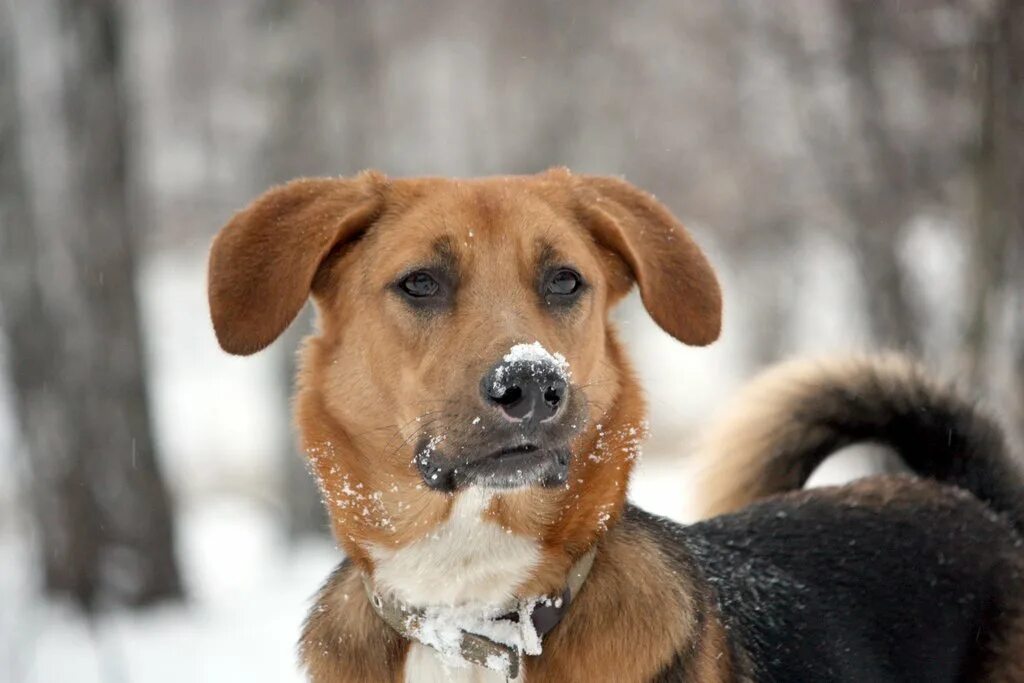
0 1 1021 677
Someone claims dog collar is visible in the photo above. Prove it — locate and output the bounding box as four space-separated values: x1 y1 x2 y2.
363 547 596 679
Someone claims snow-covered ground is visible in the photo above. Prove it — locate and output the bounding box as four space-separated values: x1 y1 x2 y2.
1 501 336 683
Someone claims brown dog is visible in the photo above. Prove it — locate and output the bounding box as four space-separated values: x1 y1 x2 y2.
208 170 1024 682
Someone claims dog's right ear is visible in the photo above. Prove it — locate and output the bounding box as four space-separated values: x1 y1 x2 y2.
208 173 385 355
564 172 722 346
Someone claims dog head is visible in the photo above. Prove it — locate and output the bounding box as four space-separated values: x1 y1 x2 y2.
208 168 720 582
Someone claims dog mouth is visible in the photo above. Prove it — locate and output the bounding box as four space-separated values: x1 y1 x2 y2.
415 439 571 492
492 443 541 458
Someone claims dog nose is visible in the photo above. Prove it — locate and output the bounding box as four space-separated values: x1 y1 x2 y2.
482 361 568 423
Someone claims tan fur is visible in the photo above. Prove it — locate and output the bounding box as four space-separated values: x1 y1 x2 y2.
525 520 701 681
775 473 985 512
687 609 740 683
691 353 931 518
300 565 409 682
207 169 723 679
983 577 1024 683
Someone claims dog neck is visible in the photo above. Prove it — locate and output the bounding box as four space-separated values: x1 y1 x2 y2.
366 488 543 606
363 530 597 678
359 487 600 678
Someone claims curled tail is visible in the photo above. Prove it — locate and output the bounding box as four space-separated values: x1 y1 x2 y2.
693 354 1024 534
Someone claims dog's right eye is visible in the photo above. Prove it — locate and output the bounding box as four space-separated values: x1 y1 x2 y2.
398 271 440 298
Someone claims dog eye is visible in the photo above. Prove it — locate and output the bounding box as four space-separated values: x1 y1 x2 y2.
546 269 582 296
398 271 440 298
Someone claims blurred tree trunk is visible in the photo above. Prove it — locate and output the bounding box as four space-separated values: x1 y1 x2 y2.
0 0 181 609
964 3 1015 383
836 1 921 351
960 0 1024 441
257 0 336 538
995 1 1024 437
767 2 940 352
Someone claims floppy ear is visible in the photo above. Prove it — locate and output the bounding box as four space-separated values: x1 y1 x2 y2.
570 173 722 346
208 172 385 355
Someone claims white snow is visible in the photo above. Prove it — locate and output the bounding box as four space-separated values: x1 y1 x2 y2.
502 342 569 372
0 498 339 683
407 597 541 667
491 342 570 394
484 652 510 673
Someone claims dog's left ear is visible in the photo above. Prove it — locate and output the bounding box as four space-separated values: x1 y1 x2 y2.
566 173 722 346
208 173 385 355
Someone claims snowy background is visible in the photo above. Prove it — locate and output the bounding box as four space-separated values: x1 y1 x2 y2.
2 2 1022 681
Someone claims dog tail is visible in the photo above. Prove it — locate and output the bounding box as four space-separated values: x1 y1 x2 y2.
693 353 1024 533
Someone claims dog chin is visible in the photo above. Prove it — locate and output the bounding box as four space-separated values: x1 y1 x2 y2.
415 443 571 493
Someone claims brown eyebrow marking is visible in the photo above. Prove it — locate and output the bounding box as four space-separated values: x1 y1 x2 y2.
536 239 577 277
433 235 457 261
432 235 459 276
395 234 460 293
536 240 560 270
378 234 460 289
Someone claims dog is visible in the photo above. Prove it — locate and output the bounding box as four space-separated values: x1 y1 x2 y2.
207 169 1024 681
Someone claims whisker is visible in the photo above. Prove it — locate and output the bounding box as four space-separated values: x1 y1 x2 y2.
577 379 615 391
379 411 445 452
386 413 449 459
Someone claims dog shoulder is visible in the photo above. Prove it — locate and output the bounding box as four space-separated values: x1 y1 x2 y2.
529 505 739 681
300 559 409 683
685 477 1024 682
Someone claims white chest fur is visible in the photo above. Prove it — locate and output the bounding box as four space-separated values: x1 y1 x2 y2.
368 489 538 681
368 489 541 605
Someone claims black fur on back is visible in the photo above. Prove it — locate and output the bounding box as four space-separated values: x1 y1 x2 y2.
634 483 1024 683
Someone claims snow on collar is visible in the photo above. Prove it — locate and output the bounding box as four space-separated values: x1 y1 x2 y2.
363 547 597 678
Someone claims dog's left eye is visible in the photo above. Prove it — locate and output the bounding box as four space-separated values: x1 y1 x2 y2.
398 271 440 298
546 269 582 296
